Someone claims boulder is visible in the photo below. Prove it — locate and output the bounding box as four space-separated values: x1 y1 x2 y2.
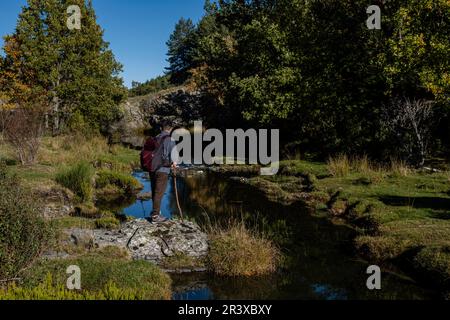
108 86 205 148
38 185 75 219
66 228 95 248
93 219 208 264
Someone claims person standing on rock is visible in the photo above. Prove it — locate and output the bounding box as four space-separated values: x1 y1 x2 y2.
141 119 178 223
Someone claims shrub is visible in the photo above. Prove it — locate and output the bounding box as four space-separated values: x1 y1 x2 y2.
2 107 44 165
208 223 280 277
327 154 351 177
96 170 142 195
0 163 52 280
56 162 94 202
21 255 172 300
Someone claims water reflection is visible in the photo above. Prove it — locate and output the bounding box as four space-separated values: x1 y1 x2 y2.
118 171 176 220
108 170 437 300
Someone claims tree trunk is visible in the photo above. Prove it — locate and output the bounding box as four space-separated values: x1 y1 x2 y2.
52 95 60 136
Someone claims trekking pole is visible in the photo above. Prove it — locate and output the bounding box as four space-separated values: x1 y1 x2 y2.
173 166 184 222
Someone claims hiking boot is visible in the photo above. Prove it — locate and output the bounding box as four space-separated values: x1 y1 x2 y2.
152 215 168 223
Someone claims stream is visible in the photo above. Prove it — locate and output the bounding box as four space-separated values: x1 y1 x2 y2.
104 169 437 300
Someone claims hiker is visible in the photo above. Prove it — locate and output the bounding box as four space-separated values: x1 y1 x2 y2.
141 119 178 223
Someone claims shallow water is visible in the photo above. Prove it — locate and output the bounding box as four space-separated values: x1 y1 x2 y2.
109 170 437 300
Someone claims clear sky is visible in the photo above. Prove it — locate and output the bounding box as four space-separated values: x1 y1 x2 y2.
0 0 206 88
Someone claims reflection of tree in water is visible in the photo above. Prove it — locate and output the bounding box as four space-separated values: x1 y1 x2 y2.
175 172 436 300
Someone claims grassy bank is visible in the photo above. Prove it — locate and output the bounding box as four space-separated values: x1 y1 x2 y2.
221 158 450 293
0 135 175 300
0 134 139 188
1 248 172 300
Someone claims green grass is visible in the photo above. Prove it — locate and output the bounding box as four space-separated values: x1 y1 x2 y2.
0 135 139 190
160 252 205 271
250 159 450 290
98 146 140 170
51 216 97 230
0 275 151 300
15 254 172 300
95 217 121 230
415 246 450 289
278 160 329 177
95 170 142 195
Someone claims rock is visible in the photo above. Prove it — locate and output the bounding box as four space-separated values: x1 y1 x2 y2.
108 86 205 148
136 192 152 201
67 228 95 248
38 185 75 219
42 203 74 219
93 219 208 264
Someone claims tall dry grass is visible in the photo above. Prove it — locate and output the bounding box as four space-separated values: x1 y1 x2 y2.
207 221 280 277
389 159 412 177
327 154 351 177
327 154 412 179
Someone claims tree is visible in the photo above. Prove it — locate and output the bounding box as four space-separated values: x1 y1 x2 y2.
166 18 196 84
129 75 172 97
1 0 127 134
382 98 434 167
3 107 45 165
169 0 449 159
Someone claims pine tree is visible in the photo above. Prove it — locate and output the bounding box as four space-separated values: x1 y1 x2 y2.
166 18 196 84
1 0 127 134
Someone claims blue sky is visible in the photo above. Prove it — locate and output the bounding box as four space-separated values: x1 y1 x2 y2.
0 0 205 88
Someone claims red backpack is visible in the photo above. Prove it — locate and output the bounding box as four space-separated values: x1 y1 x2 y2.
140 135 170 172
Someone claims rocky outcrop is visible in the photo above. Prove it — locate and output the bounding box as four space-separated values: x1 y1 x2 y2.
93 219 208 264
109 86 205 148
37 185 75 219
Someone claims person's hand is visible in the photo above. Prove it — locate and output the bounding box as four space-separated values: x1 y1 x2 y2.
171 162 177 169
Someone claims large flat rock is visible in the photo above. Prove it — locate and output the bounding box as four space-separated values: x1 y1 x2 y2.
93 219 208 263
